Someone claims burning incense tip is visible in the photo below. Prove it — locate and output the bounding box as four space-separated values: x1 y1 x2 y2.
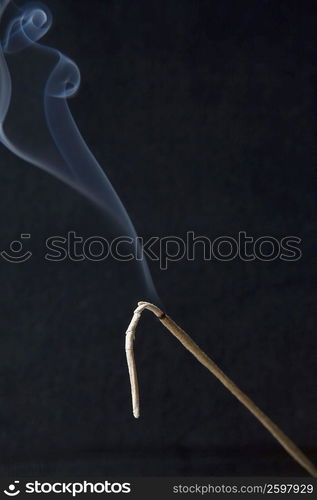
125 301 317 477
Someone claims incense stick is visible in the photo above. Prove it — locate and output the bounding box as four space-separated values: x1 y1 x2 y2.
125 301 317 477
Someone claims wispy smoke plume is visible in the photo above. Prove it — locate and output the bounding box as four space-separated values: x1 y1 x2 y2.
0 0 156 298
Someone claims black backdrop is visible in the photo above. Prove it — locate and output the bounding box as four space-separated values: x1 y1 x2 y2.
0 0 316 476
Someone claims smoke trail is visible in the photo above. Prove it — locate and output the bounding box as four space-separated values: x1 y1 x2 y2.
0 0 157 299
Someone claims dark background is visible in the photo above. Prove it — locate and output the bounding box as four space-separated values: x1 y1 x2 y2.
0 0 316 476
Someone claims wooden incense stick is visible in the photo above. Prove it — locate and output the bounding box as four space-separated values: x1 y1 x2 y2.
125 301 317 477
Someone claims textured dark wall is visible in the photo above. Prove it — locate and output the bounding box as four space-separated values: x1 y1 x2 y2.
0 0 316 476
